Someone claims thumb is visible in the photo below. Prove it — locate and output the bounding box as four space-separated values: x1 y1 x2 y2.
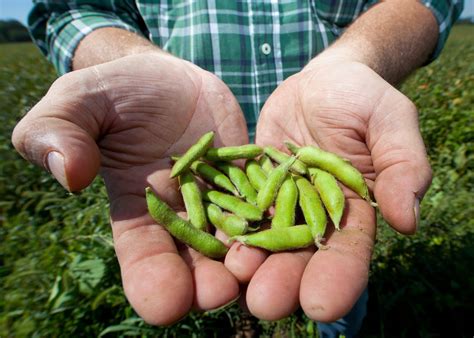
369 88 432 234
12 71 103 192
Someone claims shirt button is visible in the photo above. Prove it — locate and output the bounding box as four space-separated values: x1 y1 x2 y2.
260 43 272 55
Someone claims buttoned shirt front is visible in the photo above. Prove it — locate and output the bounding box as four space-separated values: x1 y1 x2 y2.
28 0 463 137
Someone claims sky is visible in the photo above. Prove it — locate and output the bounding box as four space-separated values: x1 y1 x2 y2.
0 0 473 24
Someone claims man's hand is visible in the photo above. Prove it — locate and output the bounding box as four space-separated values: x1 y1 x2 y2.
229 0 437 322
12 52 249 324
246 59 432 321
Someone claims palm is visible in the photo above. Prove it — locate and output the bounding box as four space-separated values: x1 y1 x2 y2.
248 62 408 321
14 53 248 324
97 55 249 323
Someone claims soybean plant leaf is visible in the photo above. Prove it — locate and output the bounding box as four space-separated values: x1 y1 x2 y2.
99 317 157 337
51 291 74 312
91 285 121 310
69 258 106 296
99 325 142 336
47 275 62 304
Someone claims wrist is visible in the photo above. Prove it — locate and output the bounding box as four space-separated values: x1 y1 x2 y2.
303 44 374 76
73 27 164 70
305 0 438 84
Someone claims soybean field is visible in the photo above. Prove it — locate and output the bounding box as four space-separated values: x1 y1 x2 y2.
0 25 473 337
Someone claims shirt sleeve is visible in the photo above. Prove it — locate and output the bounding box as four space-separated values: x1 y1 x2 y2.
28 1 149 75
420 0 464 62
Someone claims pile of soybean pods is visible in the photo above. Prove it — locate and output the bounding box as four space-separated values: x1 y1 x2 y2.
146 131 371 259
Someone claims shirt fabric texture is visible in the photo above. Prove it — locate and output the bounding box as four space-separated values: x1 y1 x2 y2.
28 0 463 139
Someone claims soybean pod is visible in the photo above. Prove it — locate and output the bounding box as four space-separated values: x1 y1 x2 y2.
179 171 208 231
271 175 298 228
296 146 370 201
259 154 274 174
230 225 313 252
216 162 258 204
146 188 228 258
170 131 214 178
202 190 263 221
205 203 248 237
308 168 345 231
264 146 308 175
245 159 267 192
256 156 297 211
189 160 238 195
284 141 300 155
205 144 263 161
295 176 328 247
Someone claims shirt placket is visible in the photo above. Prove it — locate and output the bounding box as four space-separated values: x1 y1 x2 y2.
247 1 278 123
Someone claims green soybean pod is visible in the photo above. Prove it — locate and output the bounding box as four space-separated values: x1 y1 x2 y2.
308 168 345 231
259 154 274 174
264 146 308 175
216 162 258 204
179 171 207 231
189 160 238 195
230 225 313 252
245 159 267 192
202 190 263 221
271 175 298 228
145 188 228 258
205 144 263 161
170 131 214 178
284 141 300 155
204 203 248 237
295 176 327 247
256 156 297 211
296 146 370 201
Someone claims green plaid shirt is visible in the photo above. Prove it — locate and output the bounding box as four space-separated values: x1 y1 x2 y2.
28 0 463 138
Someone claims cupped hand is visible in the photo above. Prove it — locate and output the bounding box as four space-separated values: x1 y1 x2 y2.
240 59 432 321
12 53 249 325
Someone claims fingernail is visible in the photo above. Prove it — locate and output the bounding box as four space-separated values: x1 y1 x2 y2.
414 198 421 229
46 151 70 191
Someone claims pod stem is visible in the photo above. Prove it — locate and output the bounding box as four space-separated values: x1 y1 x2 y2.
315 236 329 250
228 235 247 245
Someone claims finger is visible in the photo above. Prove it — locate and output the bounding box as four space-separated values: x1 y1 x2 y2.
246 248 314 320
180 246 240 311
300 198 375 322
215 226 269 283
111 194 194 325
224 242 269 283
11 70 104 192
368 88 432 234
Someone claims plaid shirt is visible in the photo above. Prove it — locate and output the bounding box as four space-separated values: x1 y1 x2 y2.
28 0 463 138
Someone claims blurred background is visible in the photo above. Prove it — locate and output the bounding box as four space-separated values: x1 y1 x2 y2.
1 1 473 337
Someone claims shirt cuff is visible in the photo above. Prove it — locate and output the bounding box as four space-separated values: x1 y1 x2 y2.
46 10 141 74
420 0 464 63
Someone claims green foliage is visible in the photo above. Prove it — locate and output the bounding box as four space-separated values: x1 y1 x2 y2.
361 24 474 338
1 25 473 337
0 20 31 43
